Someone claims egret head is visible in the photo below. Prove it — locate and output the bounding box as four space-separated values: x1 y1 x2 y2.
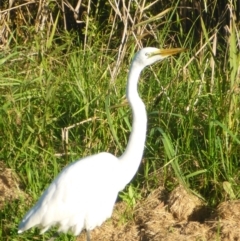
133 47 185 67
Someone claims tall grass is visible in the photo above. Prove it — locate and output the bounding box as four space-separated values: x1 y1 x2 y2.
0 1 239 240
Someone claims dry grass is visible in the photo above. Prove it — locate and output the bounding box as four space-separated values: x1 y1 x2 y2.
75 185 240 241
1 168 239 240
1 166 239 240
0 161 27 208
168 185 204 221
209 200 240 241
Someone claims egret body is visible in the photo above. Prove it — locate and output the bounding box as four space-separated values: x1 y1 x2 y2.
18 47 184 240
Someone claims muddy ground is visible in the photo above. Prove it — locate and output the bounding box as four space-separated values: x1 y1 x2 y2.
1 161 240 241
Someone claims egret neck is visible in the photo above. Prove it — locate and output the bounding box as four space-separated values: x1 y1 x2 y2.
119 61 147 188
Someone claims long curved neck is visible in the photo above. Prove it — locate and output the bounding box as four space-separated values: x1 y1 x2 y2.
119 61 147 188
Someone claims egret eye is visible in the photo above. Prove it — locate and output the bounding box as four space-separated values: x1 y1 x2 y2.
145 53 149 57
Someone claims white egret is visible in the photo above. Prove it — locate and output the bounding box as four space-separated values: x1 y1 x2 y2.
18 47 184 241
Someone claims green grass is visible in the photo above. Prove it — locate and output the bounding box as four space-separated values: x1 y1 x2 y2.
0 3 240 241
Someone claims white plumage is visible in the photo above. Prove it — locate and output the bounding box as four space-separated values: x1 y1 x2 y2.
19 153 120 235
18 47 184 241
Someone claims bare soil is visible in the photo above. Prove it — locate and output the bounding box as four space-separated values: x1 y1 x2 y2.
1 163 240 241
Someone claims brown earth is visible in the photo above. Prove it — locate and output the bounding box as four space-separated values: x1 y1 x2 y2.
0 161 27 208
1 163 240 241
76 186 240 241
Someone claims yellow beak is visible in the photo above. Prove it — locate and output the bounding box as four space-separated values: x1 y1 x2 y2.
151 48 186 57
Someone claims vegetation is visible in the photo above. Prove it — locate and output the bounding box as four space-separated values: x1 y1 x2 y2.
0 0 239 240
